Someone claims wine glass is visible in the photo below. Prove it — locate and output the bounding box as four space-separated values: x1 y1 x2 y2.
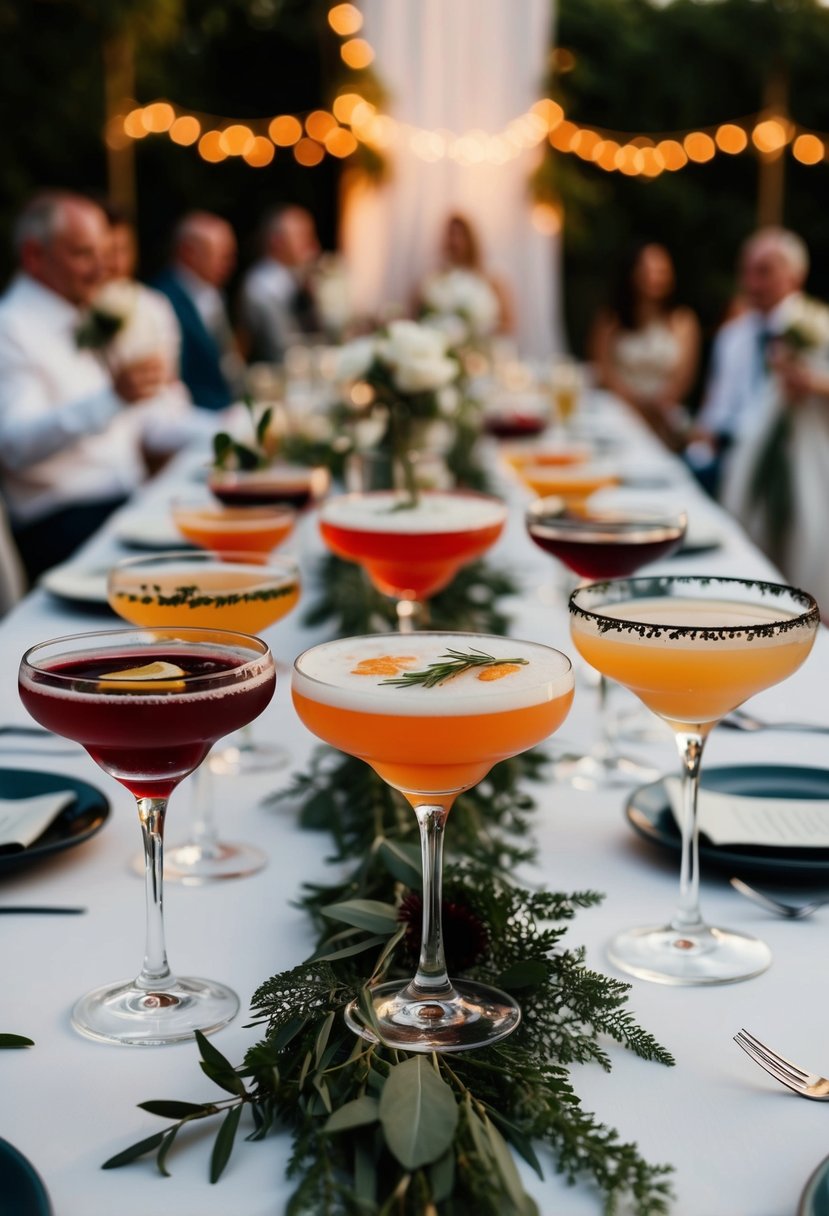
108 550 300 880
527 497 686 785
292 631 574 1050
19 627 275 1044
569 576 819 985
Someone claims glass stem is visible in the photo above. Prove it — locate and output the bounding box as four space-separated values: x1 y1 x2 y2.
410 803 453 998
671 730 707 933
188 763 219 856
595 674 614 760
395 599 423 633
136 797 174 990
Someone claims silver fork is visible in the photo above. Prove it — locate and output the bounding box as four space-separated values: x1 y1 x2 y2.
734 1028 829 1099
729 877 829 920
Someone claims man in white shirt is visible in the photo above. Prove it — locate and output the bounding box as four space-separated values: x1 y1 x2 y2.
0 191 170 581
689 228 808 495
239 206 321 364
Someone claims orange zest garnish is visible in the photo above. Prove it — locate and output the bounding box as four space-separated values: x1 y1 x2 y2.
352 655 418 677
477 663 522 682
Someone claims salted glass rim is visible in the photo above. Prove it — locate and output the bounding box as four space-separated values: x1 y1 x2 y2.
293 629 573 694
20 625 273 691
568 574 820 638
527 496 688 537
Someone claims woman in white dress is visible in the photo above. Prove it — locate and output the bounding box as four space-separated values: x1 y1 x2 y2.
590 242 700 449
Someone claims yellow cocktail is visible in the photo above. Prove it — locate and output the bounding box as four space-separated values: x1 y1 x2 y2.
293 631 574 1052
569 576 819 985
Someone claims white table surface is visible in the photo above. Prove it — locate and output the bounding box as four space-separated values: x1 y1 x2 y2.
2 393 828 1216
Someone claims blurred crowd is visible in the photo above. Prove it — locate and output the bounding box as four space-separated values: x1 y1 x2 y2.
0 187 827 616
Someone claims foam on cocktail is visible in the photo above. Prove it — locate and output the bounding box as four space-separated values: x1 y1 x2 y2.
319 493 507 535
293 633 574 716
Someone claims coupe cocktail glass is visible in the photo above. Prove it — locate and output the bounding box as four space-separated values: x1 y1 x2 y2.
569 576 819 985
19 627 275 1043
207 464 330 512
108 551 299 879
173 500 296 556
318 491 507 632
292 631 574 1051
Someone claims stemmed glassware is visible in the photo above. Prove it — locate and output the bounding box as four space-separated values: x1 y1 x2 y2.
569 576 819 985
108 550 300 880
19 627 275 1043
292 631 574 1050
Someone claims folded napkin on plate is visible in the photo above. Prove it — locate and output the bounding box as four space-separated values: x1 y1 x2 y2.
665 777 829 848
0 792 75 855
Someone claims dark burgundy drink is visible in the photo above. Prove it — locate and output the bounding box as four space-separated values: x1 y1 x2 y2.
527 505 686 579
208 466 326 511
484 412 547 440
19 649 275 799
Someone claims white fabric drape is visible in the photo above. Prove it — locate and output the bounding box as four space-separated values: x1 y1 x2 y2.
342 0 562 357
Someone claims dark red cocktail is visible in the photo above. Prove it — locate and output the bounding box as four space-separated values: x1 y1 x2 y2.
526 499 686 580
208 465 329 512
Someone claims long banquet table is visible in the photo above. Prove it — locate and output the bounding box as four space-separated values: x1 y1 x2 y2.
2 391 829 1216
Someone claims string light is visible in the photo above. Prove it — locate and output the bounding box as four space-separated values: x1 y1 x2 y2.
328 4 362 36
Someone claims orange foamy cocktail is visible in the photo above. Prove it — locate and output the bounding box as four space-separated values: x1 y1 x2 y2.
173 503 296 555
292 631 574 1053
517 462 621 502
318 491 507 602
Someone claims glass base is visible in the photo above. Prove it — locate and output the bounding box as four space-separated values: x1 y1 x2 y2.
608 922 772 986
209 740 291 775
71 975 239 1045
552 749 661 790
130 840 268 884
344 978 521 1053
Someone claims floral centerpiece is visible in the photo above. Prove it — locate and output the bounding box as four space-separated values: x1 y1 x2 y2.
420 267 500 348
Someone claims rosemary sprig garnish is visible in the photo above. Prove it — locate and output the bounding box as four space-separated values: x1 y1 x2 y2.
382 648 529 688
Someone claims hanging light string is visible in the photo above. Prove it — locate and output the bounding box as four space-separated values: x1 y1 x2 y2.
107 2 828 173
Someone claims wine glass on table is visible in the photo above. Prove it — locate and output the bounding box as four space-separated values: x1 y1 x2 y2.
292 631 574 1050
318 490 507 633
18 627 275 1044
569 576 818 984
108 550 300 880
527 497 687 785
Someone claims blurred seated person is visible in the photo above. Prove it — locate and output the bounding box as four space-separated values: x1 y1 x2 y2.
0 192 176 581
715 230 829 606
689 228 808 494
239 205 322 363
590 242 700 449
153 211 244 410
420 213 514 338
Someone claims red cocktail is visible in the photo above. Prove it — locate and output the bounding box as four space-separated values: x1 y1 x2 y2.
526 499 687 580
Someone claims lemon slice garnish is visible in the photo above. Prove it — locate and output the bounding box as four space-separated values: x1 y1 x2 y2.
99 660 187 691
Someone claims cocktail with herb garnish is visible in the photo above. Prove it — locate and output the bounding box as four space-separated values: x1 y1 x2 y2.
108 551 300 881
318 491 507 632
292 631 574 1051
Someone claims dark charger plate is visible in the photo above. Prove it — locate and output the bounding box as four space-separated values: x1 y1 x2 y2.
0 769 109 876
626 764 829 882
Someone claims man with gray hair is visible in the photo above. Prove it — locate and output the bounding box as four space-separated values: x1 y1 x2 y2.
0 191 171 580
239 205 321 363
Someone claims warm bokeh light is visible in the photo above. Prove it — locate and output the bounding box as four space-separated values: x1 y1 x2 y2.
410 129 446 162
793 133 825 165
325 127 358 158
141 102 175 134
333 92 364 124
328 3 363 36
243 136 276 168
715 123 748 154
548 120 578 152
269 115 303 146
198 130 227 163
350 381 375 407
341 38 375 69
615 144 644 175
169 115 201 146
531 98 565 131
657 139 688 171
306 110 337 141
531 201 562 235
639 146 665 177
551 47 576 73
753 118 788 153
105 116 131 150
571 128 601 159
123 109 148 139
219 124 255 156
294 138 325 166
683 132 716 162
593 139 621 171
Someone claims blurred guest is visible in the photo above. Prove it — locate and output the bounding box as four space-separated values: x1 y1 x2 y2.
153 211 243 410
590 242 700 449
716 230 829 605
239 205 322 363
420 213 513 338
0 191 173 581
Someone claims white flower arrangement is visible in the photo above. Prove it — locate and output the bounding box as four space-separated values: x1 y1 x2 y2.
334 319 459 397
421 268 500 342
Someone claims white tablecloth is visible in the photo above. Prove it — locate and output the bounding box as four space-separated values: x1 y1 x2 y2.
2 394 828 1216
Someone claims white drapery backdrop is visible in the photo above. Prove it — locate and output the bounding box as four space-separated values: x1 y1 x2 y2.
341 0 562 357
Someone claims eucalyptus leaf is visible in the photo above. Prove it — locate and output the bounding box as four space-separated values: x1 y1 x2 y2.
494 960 549 990
256 406 273 446
312 933 388 962
324 1095 380 1134
138 1100 217 1120
0 1033 33 1048
354 1136 377 1208
379 1057 459 1169
196 1031 246 1097
102 1131 165 1170
210 1104 241 1183
314 1010 335 1069
483 1114 531 1212
488 1110 544 1179
429 1149 455 1203
322 899 400 934
156 1126 179 1178
378 838 422 888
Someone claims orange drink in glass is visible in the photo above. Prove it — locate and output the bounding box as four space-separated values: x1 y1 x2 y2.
569 576 819 986
173 502 296 555
518 462 621 502
293 631 574 1051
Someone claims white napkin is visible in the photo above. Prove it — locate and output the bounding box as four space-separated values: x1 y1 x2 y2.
0 792 75 855
666 777 829 848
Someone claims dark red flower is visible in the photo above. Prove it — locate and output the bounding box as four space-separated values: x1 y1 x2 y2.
398 893 489 972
